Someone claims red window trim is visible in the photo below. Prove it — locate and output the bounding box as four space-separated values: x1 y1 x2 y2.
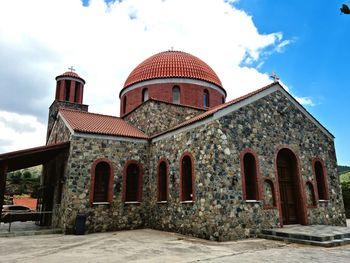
312 157 329 200
179 151 195 202
157 157 169 202
262 178 277 209
122 160 143 202
89 158 114 204
240 148 262 201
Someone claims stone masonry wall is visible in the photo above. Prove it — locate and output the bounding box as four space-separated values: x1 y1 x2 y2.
60 136 149 233
123 99 203 136
146 90 346 241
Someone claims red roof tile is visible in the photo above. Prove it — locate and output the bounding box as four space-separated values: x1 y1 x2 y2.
124 51 223 88
59 109 148 139
55 71 86 84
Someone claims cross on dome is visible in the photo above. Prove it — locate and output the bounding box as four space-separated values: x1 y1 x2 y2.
68 66 75 72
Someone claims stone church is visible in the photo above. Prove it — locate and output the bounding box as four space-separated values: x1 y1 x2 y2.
1 50 346 240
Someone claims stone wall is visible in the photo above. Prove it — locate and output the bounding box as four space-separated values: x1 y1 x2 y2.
123 99 203 136
59 136 149 233
146 90 345 241
47 100 88 141
51 89 346 240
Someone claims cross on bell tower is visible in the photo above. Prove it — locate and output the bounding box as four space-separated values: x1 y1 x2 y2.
68 66 75 72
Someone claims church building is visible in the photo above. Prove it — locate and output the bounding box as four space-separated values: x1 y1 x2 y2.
0 50 346 241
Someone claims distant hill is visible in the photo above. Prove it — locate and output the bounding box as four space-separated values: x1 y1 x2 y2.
338 165 350 175
340 172 350 183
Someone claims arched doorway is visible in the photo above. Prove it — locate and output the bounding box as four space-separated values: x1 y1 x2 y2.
276 148 306 225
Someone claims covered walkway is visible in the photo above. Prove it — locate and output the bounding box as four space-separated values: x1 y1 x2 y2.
0 142 70 225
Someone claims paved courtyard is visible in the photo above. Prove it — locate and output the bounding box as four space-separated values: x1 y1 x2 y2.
1 227 350 263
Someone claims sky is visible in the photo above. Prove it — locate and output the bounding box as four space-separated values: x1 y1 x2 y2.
0 0 349 165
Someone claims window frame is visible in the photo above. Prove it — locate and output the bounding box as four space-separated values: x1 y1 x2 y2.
172 85 180 104
122 160 143 203
203 89 209 108
142 88 149 102
179 152 195 202
240 149 261 201
312 158 329 201
89 158 114 204
157 158 169 203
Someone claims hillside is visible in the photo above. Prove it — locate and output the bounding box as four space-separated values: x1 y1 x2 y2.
338 165 350 175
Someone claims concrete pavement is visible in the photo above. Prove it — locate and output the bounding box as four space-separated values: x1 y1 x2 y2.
1 228 350 263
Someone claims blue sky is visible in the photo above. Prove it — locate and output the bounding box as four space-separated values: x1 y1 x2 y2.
0 0 349 165
235 0 350 165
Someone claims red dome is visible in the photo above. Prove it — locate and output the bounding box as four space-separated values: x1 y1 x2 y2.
123 51 223 89
56 71 85 84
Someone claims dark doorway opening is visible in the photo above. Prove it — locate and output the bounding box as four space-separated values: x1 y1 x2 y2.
277 148 305 225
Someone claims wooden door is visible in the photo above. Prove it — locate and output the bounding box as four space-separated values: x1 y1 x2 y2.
278 158 298 224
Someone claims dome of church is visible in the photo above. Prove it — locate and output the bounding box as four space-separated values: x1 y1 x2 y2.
123 50 223 88
56 71 85 84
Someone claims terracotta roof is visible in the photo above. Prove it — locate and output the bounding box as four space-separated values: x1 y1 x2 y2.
59 109 148 139
123 51 223 89
152 82 277 138
13 197 37 210
55 71 86 84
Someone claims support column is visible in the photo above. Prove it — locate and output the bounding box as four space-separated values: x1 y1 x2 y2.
0 162 8 221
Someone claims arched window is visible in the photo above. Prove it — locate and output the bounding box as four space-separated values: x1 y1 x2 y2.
172 86 180 104
142 88 149 102
203 89 209 108
123 95 127 114
90 159 114 203
241 151 259 200
157 159 168 202
180 153 194 201
306 181 316 207
123 161 142 202
314 160 329 200
263 179 276 208
222 96 225 104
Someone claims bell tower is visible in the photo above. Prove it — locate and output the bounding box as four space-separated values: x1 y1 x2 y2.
47 68 89 142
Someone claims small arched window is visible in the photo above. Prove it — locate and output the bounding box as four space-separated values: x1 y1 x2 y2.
314 160 329 200
123 95 127 114
203 89 209 108
157 160 168 202
241 151 259 200
180 153 194 201
142 88 149 102
124 161 142 202
90 159 114 203
263 179 276 208
222 96 225 104
172 86 180 104
306 181 317 207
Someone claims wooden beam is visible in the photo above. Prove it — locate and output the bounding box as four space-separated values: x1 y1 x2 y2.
0 162 8 221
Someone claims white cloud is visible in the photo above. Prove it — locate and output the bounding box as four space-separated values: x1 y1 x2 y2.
0 0 294 153
0 111 46 153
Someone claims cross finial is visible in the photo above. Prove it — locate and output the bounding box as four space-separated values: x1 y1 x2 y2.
270 71 280 83
170 46 174 51
68 66 75 72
